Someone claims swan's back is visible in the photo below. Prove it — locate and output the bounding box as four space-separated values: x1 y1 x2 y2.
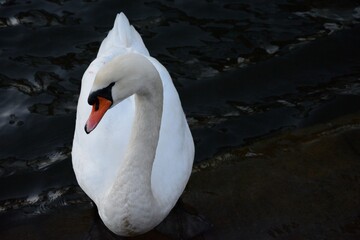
72 13 194 213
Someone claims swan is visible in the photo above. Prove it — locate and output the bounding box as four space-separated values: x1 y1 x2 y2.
72 13 194 236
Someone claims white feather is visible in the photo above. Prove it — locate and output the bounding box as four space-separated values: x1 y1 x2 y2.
72 12 194 235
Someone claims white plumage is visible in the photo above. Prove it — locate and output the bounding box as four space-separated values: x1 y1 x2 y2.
72 13 194 236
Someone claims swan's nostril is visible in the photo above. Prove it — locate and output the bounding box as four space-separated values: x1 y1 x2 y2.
94 98 100 111
87 82 115 107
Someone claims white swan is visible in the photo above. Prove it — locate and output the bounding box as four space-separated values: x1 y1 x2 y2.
72 13 194 236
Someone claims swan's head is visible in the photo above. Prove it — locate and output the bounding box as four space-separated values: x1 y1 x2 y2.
85 53 161 134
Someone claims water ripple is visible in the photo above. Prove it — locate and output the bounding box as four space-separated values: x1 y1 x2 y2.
0 147 71 178
0 186 92 216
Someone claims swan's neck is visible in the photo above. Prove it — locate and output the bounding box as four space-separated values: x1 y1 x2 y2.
121 92 163 197
100 80 164 235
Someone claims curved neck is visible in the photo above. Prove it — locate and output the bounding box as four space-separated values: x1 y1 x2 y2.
120 91 163 196
100 78 164 235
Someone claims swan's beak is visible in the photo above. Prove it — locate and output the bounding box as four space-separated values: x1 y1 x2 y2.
85 96 112 134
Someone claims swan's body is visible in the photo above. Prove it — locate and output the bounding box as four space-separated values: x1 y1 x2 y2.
72 13 194 236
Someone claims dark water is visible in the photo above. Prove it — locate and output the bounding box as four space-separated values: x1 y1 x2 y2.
1 0 360 239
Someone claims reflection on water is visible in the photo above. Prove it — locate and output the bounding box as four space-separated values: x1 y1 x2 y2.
0 0 360 239
0 186 91 216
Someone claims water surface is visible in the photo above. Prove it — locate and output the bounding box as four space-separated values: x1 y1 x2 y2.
1 0 360 239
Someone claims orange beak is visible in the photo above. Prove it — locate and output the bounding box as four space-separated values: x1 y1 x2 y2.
85 96 112 134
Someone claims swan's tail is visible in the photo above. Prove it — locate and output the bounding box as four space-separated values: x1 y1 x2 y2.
97 13 149 57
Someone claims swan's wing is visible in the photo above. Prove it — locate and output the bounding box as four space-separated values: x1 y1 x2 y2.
147 57 195 212
72 13 147 203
